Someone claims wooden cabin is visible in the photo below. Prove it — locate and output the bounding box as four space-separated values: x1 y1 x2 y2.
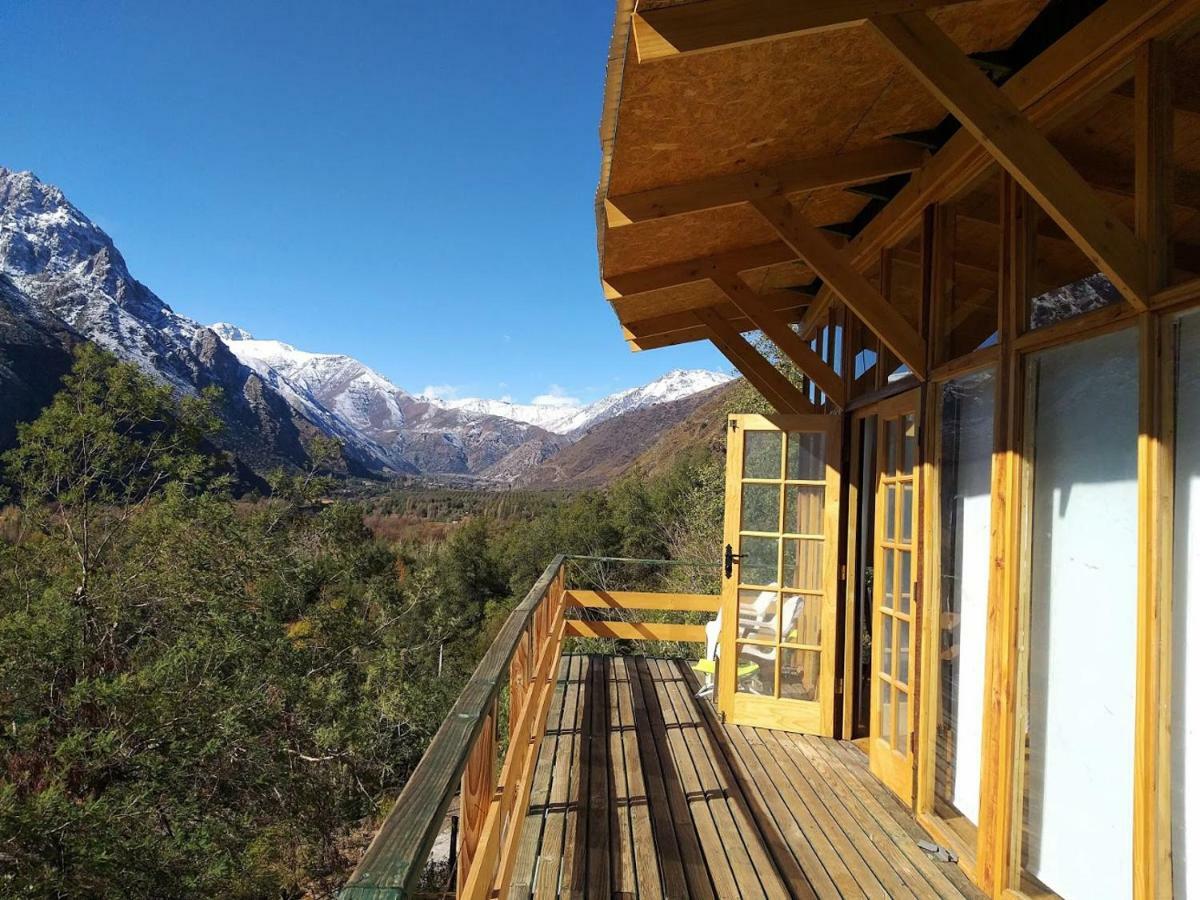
343 1 1200 897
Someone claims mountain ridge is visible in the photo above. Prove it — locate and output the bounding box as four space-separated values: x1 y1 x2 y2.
0 166 732 481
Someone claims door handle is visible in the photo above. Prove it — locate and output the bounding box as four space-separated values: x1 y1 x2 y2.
724 544 743 579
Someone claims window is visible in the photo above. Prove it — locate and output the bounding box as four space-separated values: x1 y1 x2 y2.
938 174 1001 360
1173 311 1200 896
1021 328 1139 899
933 369 995 843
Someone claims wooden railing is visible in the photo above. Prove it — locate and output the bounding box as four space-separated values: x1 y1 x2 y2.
340 555 718 899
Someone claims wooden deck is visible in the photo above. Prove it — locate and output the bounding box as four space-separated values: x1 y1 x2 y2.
506 655 981 899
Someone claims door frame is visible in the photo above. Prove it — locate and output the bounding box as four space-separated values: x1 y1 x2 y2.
717 412 842 736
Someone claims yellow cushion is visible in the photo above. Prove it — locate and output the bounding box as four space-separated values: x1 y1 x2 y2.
691 659 758 677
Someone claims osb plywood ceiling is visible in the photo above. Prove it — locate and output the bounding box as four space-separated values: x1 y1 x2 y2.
601 0 1050 283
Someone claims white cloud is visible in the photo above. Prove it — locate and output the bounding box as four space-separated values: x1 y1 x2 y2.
421 384 460 400
531 384 582 408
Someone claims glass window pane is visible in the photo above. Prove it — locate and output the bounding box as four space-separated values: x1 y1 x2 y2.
741 483 781 533
901 483 913 543
902 415 917 472
783 539 822 592
738 536 779 587
896 688 909 750
784 484 823 535
898 551 912 615
780 649 820 701
898 618 910 685
782 594 820 646
934 370 995 832
743 430 782 479
886 420 898 474
881 614 893 677
1173 311 1200 897
738 589 777 641
1022 328 1138 898
885 484 897 539
735 644 770 695
880 681 893 744
942 173 1001 360
883 548 895 609
787 431 825 480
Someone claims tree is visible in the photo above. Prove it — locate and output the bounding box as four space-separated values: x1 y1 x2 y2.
2 344 224 598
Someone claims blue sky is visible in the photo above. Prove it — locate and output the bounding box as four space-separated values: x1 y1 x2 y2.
0 0 727 404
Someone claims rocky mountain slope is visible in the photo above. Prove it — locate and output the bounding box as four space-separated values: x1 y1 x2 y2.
517 380 738 488
0 167 730 480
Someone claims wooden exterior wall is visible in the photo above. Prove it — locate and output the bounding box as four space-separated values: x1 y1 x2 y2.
597 4 1200 897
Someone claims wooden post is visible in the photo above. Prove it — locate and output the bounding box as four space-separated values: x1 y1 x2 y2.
458 703 497 895
1133 40 1175 900
975 174 1030 894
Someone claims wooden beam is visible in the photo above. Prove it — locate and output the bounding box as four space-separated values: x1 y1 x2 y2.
616 284 808 327
603 241 797 296
751 196 927 377
631 0 970 61
623 293 809 340
869 11 1149 308
693 306 816 414
711 270 847 408
1135 40 1173 293
803 0 1196 325
606 142 927 226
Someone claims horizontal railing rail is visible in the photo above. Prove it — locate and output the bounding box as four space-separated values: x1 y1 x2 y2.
341 553 721 899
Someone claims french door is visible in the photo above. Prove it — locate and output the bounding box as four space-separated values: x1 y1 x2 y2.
867 391 921 802
718 413 840 735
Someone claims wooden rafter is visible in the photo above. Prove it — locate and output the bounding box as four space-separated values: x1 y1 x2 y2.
869 11 1150 308
623 291 809 339
631 0 970 62
605 143 927 227
711 270 846 408
603 241 796 297
750 196 927 377
693 307 815 414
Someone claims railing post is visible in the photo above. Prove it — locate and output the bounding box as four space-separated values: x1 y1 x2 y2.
458 701 497 895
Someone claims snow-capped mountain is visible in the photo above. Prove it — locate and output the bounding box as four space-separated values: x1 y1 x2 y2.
0 167 348 475
212 326 732 475
430 369 734 436
0 166 733 480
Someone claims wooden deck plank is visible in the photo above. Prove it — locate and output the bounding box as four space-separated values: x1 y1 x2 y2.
533 656 586 898
609 657 637 898
698 705 829 899
627 655 692 898
654 659 790 900
758 728 891 899
506 657 981 900
613 656 665 900
558 657 591 898
795 734 963 899
649 659 753 899
738 725 867 898
507 654 572 898
823 739 981 898
642 657 731 898
773 731 919 900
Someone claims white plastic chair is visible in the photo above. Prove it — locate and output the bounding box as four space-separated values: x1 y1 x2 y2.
694 592 803 698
